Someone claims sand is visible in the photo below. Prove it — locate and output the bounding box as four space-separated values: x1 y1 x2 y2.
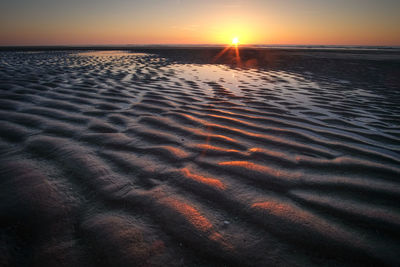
0 48 399 266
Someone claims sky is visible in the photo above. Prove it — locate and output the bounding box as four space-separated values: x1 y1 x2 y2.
1 0 399 46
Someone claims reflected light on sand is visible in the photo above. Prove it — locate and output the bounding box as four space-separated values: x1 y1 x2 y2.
252 201 299 218
252 201 313 227
165 198 213 232
196 144 239 154
219 161 283 177
181 168 226 190
163 198 233 249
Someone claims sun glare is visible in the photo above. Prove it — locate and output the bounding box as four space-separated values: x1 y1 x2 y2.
232 37 239 45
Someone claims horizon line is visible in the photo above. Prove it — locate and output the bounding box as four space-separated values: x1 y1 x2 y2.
1 44 400 48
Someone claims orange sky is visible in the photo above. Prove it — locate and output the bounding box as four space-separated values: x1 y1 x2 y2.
1 0 399 46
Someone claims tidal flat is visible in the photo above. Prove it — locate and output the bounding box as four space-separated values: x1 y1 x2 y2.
0 47 399 266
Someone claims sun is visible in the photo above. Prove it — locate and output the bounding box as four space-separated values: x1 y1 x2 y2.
232 37 239 45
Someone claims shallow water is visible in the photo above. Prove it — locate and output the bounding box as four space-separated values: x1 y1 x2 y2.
0 50 399 266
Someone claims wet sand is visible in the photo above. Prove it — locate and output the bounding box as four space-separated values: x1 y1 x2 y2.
0 48 399 266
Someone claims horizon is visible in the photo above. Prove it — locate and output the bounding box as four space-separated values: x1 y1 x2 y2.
2 44 400 49
1 0 400 46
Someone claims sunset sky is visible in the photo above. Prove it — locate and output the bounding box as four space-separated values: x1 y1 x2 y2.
1 0 399 46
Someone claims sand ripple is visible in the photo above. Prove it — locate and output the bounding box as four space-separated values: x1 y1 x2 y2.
0 50 399 266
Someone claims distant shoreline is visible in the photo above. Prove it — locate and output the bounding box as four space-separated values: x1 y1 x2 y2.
1 46 399 88
1 45 400 53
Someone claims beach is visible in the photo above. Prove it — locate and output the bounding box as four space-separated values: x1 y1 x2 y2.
0 47 399 266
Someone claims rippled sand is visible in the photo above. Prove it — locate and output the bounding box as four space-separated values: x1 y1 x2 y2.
0 50 399 266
